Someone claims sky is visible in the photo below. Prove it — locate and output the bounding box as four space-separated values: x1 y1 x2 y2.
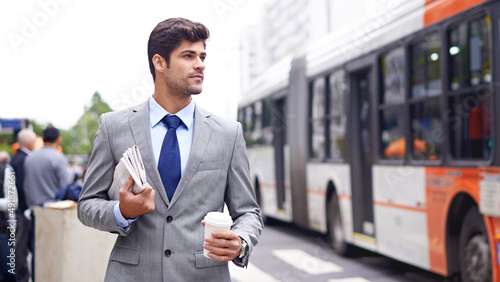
0 0 270 130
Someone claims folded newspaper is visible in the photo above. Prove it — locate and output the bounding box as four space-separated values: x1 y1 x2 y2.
108 145 147 200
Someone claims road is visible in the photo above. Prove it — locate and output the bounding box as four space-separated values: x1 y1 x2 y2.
229 220 449 282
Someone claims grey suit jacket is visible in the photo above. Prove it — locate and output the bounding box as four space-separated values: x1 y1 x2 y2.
77 101 262 282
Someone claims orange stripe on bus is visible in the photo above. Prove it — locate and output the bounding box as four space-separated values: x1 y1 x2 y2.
424 0 486 27
259 182 276 189
373 201 426 213
307 189 326 196
338 194 351 200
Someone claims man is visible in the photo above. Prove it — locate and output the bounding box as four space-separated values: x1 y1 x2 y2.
0 151 17 282
24 126 71 281
25 127 71 208
10 129 37 282
78 18 262 281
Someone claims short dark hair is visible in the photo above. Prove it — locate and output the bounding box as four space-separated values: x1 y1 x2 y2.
43 127 60 143
147 18 210 81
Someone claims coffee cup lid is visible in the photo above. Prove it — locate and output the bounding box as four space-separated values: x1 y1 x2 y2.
204 212 233 227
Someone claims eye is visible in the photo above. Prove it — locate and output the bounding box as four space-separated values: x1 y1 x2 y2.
200 56 206 62
184 54 192 58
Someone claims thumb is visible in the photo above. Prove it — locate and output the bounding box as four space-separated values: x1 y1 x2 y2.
120 176 134 193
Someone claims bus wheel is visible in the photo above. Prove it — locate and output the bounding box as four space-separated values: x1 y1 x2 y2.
458 207 491 282
327 192 353 256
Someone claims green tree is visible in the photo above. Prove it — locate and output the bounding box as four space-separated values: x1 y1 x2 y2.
29 120 45 136
61 92 112 155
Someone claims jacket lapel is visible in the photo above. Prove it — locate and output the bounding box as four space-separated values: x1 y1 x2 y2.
168 106 213 207
128 101 170 206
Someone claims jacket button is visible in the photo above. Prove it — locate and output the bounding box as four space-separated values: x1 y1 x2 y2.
164 249 171 257
166 216 173 223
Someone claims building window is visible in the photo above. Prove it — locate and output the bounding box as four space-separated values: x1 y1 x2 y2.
380 47 406 160
309 77 326 159
328 70 347 160
447 15 492 160
409 32 442 161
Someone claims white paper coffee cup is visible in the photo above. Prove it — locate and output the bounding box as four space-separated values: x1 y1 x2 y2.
203 212 233 258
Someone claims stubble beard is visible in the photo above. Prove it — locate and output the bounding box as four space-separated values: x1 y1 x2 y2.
166 74 203 96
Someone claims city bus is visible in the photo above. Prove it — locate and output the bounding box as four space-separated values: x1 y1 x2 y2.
238 0 500 280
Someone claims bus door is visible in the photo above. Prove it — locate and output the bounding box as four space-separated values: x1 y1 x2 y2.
273 98 287 211
348 68 375 240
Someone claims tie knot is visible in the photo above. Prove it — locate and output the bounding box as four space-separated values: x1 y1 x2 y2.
162 115 182 129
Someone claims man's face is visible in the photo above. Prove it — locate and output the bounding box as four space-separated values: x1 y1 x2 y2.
163 40 206 96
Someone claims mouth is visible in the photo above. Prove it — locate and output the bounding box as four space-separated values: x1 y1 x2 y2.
190 74 204 80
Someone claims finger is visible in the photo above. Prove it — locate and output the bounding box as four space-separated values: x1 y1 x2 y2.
203 242 234 256
204 247 236 262
141 184 154 197
201 220 205 227
206 237 240 250
120 176 134 192
210 230 238 240
149 189 155 202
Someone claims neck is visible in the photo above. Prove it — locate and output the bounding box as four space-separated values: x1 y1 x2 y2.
153 77 192 114
153 83 192 114
44 142 59 149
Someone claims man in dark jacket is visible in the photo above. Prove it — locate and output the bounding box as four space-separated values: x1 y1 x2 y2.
10 129 36 282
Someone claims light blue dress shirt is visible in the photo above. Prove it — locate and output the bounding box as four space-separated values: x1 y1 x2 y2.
113 96 195 230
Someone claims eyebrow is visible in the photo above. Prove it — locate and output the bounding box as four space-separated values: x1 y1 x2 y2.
180 50 207 56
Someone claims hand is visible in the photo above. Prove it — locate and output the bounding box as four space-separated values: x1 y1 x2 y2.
119 176 155 219
202 220 242 261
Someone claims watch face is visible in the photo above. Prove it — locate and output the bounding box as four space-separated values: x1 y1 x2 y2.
240 240 248 258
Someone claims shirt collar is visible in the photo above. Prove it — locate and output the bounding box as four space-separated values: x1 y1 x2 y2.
19 147 31 155
149 95 195 129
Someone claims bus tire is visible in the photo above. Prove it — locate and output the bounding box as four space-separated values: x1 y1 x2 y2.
458 207 491 282
327 191 354 257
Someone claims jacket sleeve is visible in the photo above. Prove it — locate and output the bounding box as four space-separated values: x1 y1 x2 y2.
224 123 263 267
77 114 135 236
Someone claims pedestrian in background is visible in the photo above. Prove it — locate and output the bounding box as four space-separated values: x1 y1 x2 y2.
24 126 71 281
0 150 17 282
11 128 37 282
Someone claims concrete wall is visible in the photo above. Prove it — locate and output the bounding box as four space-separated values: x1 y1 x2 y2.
34 207 117 282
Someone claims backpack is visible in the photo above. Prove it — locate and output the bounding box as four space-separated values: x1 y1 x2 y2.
55 181 82 202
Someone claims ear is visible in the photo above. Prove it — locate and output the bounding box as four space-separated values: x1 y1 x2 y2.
152 54 166 75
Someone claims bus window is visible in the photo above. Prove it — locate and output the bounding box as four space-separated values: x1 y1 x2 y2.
238 109 245 131
449 16 491 90
381 47 405 104
244 105 254 145
411 33 441 98
381 108 405 159
380 47 406 160
448 89 492 159
447 15 492 160
328 70 347 160
261 99 273 145
409 33 442 161
251 101 264 145
410 99 441 161
254 101 263 130
263 99 272 129
309 77 327 159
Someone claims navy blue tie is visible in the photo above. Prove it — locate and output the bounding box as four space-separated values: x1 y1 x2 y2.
158 115 182 201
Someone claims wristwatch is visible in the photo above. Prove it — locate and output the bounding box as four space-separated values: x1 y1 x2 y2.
239 238 249 259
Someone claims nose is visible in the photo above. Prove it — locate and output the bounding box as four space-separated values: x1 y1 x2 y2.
194 57 205 70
